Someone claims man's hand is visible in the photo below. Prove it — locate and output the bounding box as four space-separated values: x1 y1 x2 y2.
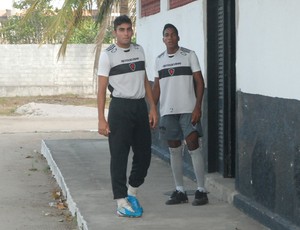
98 119 110 137
149 107 158 129
191 106 202 126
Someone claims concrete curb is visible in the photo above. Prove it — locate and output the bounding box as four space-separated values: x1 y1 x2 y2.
205 173 238 204
41 140 88 230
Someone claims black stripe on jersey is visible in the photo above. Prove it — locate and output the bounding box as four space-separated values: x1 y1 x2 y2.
180 47 191 53
158 66 193 79
108 84 114 96
109 61 145 76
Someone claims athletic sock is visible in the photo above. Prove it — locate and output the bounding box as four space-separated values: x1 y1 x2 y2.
176 186 185 193
197 187 206 192
128 185 138 197
189 147 205 191
169 146 184 190
117 198 134 211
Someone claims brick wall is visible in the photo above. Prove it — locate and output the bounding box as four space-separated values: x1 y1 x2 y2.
140 0 196 17
169 0 195 9
141 0 160 17
0 44 106 97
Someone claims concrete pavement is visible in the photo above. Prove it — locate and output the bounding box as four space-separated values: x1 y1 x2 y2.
41 137 270 230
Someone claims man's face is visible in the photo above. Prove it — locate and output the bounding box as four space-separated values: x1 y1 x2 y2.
163 27 179 50
114 23 133 48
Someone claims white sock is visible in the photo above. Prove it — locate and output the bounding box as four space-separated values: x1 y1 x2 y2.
117 198 128 208
117 198 134 211
189 147 206 191
128 185 138 197
176 186 185 193
197 187 206 192
169 146 184 190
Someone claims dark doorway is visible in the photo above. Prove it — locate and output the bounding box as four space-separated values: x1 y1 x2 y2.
207 0 236 177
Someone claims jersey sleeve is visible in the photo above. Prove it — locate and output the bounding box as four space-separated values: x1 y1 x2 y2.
154 57 160 79
190 51 201 73
97 52 110 77
139 45 147 69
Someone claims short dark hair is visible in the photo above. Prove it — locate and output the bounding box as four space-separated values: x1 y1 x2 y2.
114 15 132 30
163 23 178 36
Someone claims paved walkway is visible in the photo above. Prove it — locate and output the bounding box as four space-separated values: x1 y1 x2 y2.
41 136 269 230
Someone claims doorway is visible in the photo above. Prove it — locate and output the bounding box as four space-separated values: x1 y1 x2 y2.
206 0 236 177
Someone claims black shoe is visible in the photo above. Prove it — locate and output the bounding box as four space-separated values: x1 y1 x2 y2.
192 190 208 206
165 190 188 205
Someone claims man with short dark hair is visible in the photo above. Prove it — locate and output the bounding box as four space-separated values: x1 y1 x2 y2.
152 23 208 206
97 15 158 217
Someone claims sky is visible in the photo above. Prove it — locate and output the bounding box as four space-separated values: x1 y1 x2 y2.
0 0 13 9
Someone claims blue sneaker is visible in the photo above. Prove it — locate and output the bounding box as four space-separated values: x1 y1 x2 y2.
127 195 143 214
117 205 142 218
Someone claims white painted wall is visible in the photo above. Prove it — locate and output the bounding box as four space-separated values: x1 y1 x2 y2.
137 0 300 101
136 0 206 82
236 0 300 100
0 44 105 97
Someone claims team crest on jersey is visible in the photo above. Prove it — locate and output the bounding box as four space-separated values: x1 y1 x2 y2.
168 68 175 76
129 63 136 71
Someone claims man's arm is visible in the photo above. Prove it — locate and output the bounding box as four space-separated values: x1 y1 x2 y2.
144 75 158 129
192 71 205 125
152 77 160 106
97 76 110 136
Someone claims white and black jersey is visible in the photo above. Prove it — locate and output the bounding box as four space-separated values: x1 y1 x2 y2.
155 47 201 116
97 43 146 99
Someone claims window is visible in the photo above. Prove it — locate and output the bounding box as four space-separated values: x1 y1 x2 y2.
141 0 160 17
169 0 195 9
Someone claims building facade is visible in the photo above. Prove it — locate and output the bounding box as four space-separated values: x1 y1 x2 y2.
136 1 300 229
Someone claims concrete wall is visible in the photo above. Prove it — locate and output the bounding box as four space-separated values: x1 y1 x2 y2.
235 92 300 230
0 44 103 97
236 0 300 100
136 0 206 82
234 0 300 229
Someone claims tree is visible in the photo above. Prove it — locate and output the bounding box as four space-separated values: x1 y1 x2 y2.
9 0 136 93
23 0 135 58
0 0 60 44
0 0 109 44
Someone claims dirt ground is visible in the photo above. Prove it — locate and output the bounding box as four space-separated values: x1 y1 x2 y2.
0 95 99 230
0 95 97 116
0 130 98 230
